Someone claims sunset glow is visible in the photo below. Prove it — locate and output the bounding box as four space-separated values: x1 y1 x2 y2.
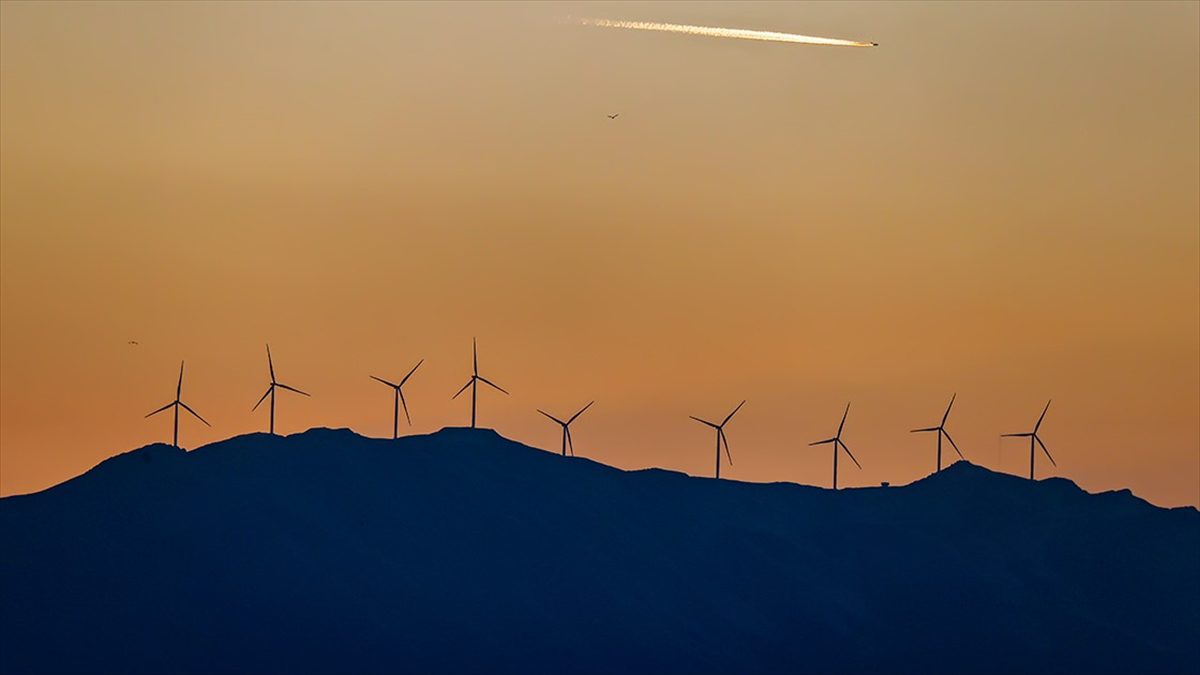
1 2 1197 509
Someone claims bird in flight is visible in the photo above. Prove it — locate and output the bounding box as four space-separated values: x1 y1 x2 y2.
607 113 619 119
128 340 139 346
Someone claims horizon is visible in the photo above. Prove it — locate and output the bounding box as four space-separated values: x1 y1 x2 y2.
2 1 1198 509
9 422 1192 512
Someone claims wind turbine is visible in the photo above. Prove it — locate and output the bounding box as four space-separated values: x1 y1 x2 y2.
452 338 508 428
537 401 594 457
145 361 210 448
1002 400 1056 480
690 400 744 479
911 394 965 473
371 359 423 440
252 344 309 435
809 403 862 490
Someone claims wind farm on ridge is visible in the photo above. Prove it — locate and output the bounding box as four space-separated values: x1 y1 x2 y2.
145 338 1064 489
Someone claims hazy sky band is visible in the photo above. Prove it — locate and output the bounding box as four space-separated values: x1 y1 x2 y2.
578 18 877 48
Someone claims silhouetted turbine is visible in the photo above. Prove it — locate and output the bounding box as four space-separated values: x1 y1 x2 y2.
371 359 423 440
537 401 594 457
1002 399 1056 480
145 361 210 448
252 344 309 435
809 403 862 490
452 338 508 428
911 393 965 473
690 400 744 479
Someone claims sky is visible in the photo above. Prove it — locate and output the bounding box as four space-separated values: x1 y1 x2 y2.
1 1 1197 507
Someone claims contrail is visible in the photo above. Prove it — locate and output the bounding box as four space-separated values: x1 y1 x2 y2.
577 18 877 48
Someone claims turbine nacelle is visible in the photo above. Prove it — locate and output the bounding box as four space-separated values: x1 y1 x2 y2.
538 401 594 457
145 360 210 448
1002 400 1057 480
252 345 310 435
369 357 427 437
453 338 508 428
691 400 744 478
809 403 861 489
910 394 965 472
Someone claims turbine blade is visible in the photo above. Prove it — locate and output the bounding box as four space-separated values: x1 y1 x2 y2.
1035 399 1052 433
398 388 411 426
399 359 424 387
180 401 211 426
568 400 595 424
720 429 733 466
911 427 939 433
452 379 473 399
839 439 863 470
252 386 272 411
266 344 275 383
477 376 509 395
942 393 956 426
809 438 836 446
538 409 566 425
722 399 746 426
145 401 175 418
473 338 478 376
276 382 310 397
1001 432 1033 438
690 416 719 429
837 402 850 437
371 375 399 388
177 361 184 398
1035 435 1057 466
942 429 964 460
566 427 575 456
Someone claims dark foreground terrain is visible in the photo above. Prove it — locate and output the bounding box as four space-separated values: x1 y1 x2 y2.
2 427 1197 674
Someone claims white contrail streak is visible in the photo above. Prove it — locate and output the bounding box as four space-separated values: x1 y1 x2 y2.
578 18 877 48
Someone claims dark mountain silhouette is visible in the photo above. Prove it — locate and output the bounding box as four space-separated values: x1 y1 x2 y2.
2 427 1197 674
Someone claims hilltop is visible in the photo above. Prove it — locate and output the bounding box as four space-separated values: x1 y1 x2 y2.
2 427 1197 674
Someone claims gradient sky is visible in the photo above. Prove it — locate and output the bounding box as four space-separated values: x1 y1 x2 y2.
2 1 1197 507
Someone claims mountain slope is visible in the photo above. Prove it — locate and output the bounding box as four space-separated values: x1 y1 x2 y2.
2 427 1197 674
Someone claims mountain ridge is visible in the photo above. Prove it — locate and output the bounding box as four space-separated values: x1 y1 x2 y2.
2 426 1197 674
17 426 1191 516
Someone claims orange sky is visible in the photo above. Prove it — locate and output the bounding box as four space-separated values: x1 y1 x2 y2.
2 1 1197 507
